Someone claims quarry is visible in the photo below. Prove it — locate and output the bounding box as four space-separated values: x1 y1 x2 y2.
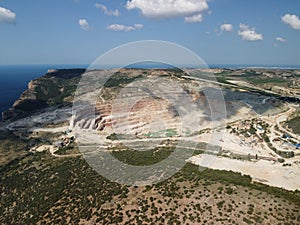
2 68 300 190
1 67 300 224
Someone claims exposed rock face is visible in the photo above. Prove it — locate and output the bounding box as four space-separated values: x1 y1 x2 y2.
2 69 85 121
70 69 226 139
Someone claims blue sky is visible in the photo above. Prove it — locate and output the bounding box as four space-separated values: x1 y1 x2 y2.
0 0 300 66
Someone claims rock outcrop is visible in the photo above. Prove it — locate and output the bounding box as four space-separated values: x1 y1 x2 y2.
2 69 85 121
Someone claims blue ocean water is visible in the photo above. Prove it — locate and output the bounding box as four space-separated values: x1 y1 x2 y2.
0 64 87 120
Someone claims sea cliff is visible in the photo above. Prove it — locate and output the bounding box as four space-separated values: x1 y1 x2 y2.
2 69 85 121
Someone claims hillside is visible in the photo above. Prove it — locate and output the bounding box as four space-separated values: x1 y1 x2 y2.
2 69 85 121
0 68 299 224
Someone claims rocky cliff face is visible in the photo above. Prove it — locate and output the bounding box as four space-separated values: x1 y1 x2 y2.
2 69 85 121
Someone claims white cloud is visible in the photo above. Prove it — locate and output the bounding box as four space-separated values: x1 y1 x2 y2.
238 23 263 41
220 23 233 32
106 23 143 32
133 23 143 29
95 3 120 16
79 19 91 31
126 0 209 21
282 14 300 30
239 23 249 30
0 7 16 24
276 37 287 42
184 14 202 23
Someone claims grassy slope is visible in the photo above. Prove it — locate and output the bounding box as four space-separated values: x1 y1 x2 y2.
0 147 299 224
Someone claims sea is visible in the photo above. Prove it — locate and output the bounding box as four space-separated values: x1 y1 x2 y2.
0 64 88 120
0 64 299 121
